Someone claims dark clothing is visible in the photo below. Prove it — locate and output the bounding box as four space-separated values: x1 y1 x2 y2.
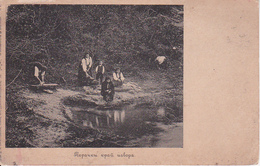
78 63 94 86
30 74 44 85
96 65 105 84
28 62 47 85
88 70 93 77
101 81 115 102
96 65 104 73
155 57 167 69
113 80 123 87
33 62 47 71
96 73 103 85
156 61 167 69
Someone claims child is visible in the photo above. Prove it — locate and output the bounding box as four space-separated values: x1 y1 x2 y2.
95 61 105 85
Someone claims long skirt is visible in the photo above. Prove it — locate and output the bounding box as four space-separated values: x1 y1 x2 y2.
102 92 114 102
96 73 104 85
78 64 93 86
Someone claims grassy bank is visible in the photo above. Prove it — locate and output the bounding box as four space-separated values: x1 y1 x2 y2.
6 65 182 147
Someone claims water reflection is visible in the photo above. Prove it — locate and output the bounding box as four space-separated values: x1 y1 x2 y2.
75 110 126 129
74 107 168 130
114 110 125 124
71 105 182 147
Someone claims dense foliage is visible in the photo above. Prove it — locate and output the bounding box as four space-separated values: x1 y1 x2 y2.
6 5 183 85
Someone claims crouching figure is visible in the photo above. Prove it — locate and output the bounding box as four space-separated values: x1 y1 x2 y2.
30 62 47 85
101 77 115 102
113 68 125 87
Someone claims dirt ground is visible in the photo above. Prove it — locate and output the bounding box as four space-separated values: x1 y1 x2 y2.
6 65 183 147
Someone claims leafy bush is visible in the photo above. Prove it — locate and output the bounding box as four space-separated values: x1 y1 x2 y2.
6 5 183 86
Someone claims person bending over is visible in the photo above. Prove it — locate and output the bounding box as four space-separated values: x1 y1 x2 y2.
155 56 167 69
82 53 93 76
78 53 94 86
32 62 47 85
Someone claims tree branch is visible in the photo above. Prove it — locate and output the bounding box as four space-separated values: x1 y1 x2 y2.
6 69 22 87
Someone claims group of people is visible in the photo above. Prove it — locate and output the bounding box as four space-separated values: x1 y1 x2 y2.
78 53 125 102
31 53 166 102
101 67 125 102
31 53 125 102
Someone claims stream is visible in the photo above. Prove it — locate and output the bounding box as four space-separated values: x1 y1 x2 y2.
71 105 183 147
10 83 183 148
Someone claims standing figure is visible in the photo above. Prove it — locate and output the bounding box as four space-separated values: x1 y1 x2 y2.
95 61 105 85
112 68 125 87
30 62 47 85
82 53 93 76
78 53 94 86
101 77 115 102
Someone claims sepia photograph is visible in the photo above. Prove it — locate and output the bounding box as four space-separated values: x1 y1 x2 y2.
1 0 259 165
5 5 183 148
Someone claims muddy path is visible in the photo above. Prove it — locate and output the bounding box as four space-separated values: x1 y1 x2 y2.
6 68 183 147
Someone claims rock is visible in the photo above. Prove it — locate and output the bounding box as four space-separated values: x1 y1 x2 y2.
62 95 98 107
83 86 100 95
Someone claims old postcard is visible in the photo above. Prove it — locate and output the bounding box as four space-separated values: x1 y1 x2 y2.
0 0 258 165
